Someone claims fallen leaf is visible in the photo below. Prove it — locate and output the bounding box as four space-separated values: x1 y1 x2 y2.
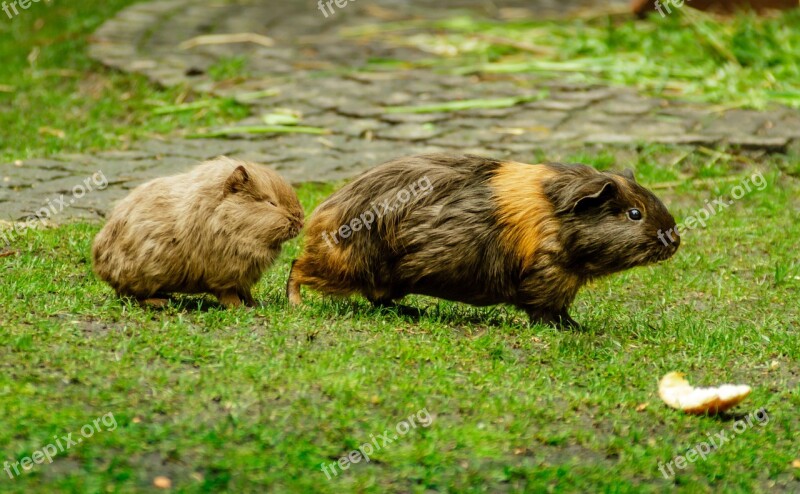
492 127 525 135
38 127 65 139
384 93 547 114
153 476 172 489
179 33 274 50
636 402 649 412
262 112 300 126
792 459 800 468
363 4 405 20
27 46 39 65
316 137 335 148
188 125 328 138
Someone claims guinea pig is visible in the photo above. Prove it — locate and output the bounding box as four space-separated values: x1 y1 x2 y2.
287 153 679 327
93 156 304 308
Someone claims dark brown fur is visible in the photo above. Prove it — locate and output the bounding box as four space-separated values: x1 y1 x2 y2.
93 157 303 307
287 154 679 326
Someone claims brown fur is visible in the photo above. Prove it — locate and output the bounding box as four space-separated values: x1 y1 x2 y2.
93 157 303 307
287 153 680 327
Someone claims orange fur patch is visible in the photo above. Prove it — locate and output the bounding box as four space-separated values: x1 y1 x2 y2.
290 209 362 297
490 162 562 266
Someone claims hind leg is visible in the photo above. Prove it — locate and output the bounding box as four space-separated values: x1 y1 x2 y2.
286 255 366 305
137 297 170 308
367 296 394 307
124 287 169 309
217 290 243 308
238 287 257 307
287 260 303 306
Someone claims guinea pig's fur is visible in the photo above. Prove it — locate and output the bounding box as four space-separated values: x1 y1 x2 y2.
287 154 679 327
93 157 304 308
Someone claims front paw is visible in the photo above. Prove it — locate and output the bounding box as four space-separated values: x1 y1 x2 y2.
527 309 581 330
555 313 581 330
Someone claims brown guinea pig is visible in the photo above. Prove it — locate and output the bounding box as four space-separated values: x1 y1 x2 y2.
93 156 304 308
287 153 679 327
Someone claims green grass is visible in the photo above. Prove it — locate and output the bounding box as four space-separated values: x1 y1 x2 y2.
348 9 800 110
2 151 799 492
0 0 249 162
208 56 251 82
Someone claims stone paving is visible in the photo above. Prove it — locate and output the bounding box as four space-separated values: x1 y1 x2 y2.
2 0 800 223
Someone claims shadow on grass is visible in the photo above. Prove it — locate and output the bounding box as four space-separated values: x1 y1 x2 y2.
309 296 595 333
119 294 226 312
113 290 600 334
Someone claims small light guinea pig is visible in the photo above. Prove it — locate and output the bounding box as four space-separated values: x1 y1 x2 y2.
93 157 304 308
287 153 679 327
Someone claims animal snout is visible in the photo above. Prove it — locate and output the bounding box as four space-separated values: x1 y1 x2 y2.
657 227 680 246
291 216 304 232
667 227 680 249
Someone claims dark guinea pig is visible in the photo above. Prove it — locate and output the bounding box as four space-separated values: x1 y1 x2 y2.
287 153 679 327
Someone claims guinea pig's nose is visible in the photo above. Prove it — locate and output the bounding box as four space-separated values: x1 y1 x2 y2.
293 217 304 230
657 227 680 250
668 229 680 249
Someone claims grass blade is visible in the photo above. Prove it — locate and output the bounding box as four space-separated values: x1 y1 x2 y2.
188 125 329 138
384 92 548 114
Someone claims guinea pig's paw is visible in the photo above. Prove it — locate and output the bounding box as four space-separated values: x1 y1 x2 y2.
137 297 170 309
556 313 581 330
239 291 258 308
217 290 244 308
526 308 581 330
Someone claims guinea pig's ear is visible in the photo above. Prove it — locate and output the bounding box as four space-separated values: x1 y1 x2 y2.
620 169 637 182
568 179 617 214
224 165 250 195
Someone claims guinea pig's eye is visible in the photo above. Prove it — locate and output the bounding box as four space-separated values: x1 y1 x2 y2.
627 208 643 221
